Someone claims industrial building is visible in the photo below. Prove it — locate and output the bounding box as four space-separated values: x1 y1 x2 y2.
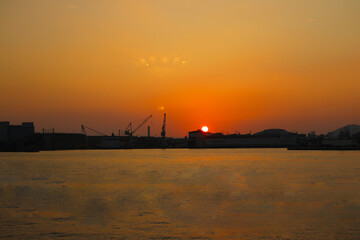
0 121 34 142
188 129 306 148
0 121 35 151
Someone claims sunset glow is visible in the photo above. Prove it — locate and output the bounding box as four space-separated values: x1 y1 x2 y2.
202 126 209 133
0 0 359 136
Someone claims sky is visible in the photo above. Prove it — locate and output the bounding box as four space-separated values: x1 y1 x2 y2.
1 0 360 137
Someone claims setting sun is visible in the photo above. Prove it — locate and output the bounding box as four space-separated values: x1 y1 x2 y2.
201 126 209 132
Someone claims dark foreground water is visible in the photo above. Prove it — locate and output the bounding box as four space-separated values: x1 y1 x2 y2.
0 149 359 240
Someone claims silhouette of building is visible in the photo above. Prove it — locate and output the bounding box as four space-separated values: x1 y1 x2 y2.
0 121 34 142
188 129 306 148
0 121 35 151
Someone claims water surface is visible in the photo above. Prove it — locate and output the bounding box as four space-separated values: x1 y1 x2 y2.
0 149 359 239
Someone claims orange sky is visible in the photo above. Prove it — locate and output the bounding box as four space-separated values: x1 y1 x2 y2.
1 0 359 137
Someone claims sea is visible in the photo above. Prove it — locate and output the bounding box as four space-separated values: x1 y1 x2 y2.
0 149 359 239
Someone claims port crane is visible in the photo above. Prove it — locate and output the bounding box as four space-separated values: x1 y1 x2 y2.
125 115 152 136
81 124 107 136
161 113 166 138
125 122 132 136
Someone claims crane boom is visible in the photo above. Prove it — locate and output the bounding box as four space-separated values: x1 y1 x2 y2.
132 115 152 136
81 124 107 136
125 115 152 136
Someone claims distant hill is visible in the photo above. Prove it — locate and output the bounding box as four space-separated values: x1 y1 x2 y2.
327 124 360 138
253 129 295 137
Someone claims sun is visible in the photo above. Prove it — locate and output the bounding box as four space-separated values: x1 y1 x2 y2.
201 126 208 132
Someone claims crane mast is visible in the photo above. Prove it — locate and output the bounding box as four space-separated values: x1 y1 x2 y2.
125 122 132 136
161 113 166 138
